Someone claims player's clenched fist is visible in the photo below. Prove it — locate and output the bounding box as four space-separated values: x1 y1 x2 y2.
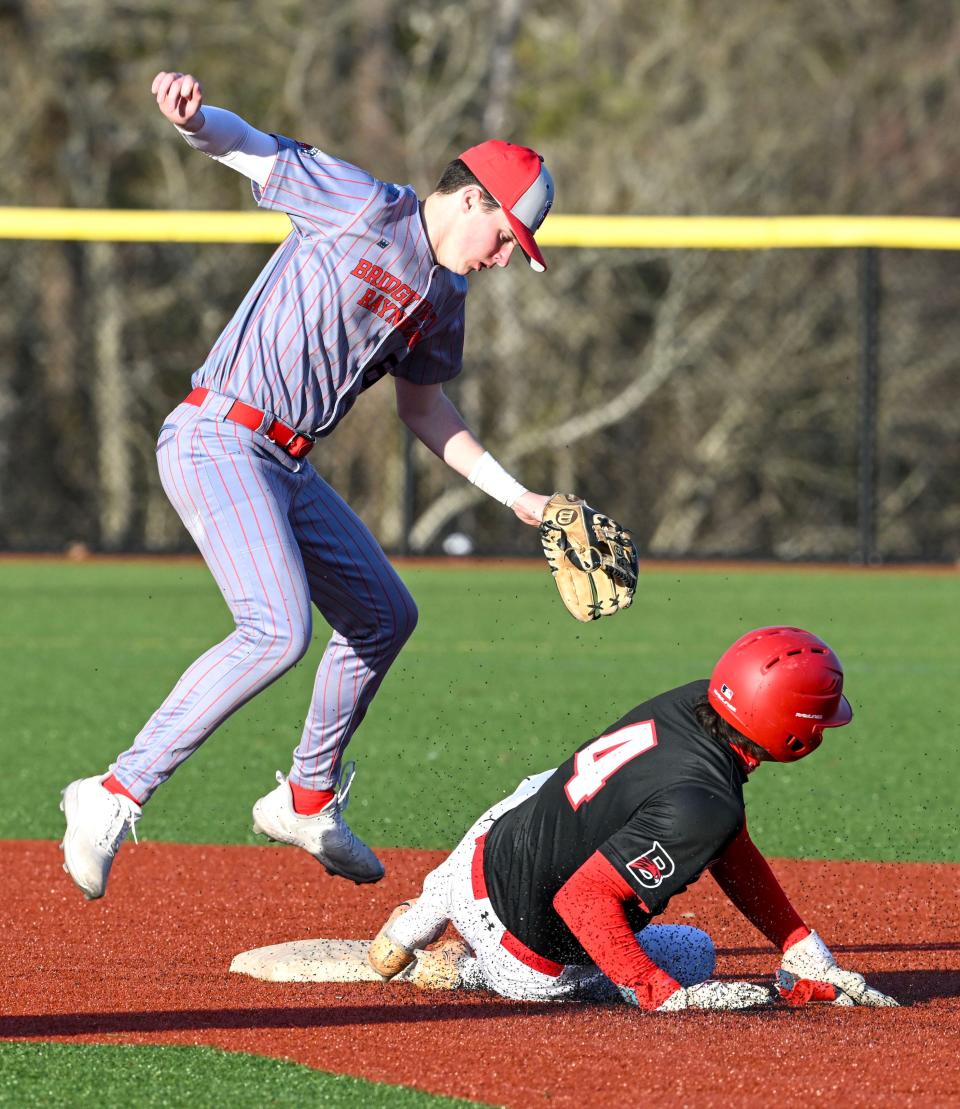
151 71 204 131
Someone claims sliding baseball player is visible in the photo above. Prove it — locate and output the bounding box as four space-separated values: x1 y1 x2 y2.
370 626 898 1011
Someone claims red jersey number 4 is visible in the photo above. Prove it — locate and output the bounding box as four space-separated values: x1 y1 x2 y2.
564 720 659 810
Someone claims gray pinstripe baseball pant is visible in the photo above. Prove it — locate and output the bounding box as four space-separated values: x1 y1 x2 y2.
109 391 417 802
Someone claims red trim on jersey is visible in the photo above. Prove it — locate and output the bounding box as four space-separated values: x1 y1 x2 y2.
709 824 809 952
553 852 680 1010
499 931 565 977
185 388 315 459
471 835 564 976
471 833 488 900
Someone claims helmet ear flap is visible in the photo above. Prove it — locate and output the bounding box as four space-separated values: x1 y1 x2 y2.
784 731 823 757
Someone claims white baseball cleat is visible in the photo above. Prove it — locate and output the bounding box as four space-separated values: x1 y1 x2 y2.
252 761 384 885
60 776 142 900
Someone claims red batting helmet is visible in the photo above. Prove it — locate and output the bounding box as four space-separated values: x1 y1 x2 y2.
708 626 853 762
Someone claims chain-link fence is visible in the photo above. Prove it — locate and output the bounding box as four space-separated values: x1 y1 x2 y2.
0 239 956 562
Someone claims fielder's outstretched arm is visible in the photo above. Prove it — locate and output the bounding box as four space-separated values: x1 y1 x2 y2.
394 377 549 526
152 71 278 187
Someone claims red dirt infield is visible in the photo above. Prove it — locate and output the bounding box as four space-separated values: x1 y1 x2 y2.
2 840 958 1107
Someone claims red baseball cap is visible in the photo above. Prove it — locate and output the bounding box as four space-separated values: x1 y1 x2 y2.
458 140 555 272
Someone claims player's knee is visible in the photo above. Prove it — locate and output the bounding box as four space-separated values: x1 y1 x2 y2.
394 595 418 644
246 612 312 670
281 614 313 665
339 587 416 657
377 594 418 654
637 924 716 987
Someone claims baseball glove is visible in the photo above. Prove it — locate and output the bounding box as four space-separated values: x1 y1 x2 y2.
539 493 639 622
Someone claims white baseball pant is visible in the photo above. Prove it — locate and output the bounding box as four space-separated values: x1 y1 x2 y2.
390 770 715 1001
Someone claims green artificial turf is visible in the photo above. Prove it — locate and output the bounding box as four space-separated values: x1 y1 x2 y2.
0 1043 488 1108
1 559 956 860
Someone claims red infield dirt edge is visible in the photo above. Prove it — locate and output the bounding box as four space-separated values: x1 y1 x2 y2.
2 841 958 1108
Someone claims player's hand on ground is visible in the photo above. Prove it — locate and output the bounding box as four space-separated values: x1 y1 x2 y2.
151 71 204 130
781 930 899 1008
512 490 549 526
409 937 472 990
774 969 854 1007
812 966 898 1006
655 980 774 1012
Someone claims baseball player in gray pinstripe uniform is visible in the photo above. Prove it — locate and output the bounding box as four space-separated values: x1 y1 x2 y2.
60 71 556 900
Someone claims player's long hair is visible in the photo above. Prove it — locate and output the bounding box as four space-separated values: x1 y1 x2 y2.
434 160 501 211
693 695 772 763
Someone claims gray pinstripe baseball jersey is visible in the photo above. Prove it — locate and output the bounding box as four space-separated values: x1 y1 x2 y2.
196 137 468 436
107 140 460 804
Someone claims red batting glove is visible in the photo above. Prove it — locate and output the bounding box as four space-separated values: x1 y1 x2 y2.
775 968 842 1006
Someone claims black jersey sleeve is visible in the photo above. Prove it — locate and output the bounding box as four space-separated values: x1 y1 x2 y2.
597 784 744 916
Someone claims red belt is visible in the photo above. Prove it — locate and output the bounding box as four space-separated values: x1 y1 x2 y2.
471 833 564 978
185 388 316 460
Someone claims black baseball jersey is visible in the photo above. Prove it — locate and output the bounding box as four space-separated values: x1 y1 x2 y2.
484 680 748 966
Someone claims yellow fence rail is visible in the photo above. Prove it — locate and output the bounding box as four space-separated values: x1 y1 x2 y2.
2 208 960 249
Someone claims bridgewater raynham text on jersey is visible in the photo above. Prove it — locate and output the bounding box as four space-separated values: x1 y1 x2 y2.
352 258 438 347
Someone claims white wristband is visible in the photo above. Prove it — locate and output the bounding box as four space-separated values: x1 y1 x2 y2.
468 451 527 508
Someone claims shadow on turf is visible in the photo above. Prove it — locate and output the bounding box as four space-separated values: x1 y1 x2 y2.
0 999 563 1039
2 968 958 1036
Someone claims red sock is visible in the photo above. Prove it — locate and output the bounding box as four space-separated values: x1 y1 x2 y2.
289 781 334 815
102 774 142 807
